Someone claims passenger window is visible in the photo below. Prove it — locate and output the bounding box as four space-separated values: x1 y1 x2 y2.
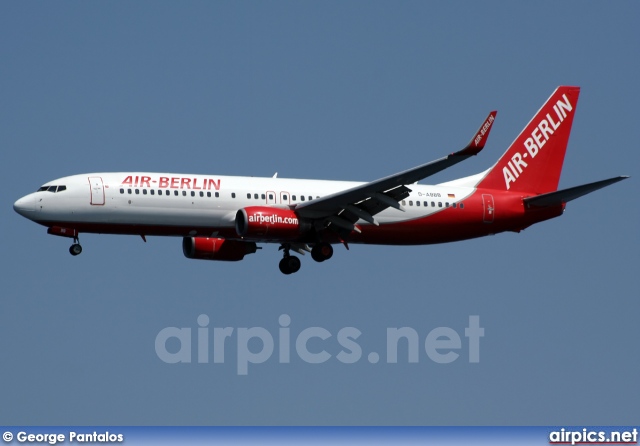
460 203 464 209
191 191 195 197
120 188 124 194
135 189 140 194
416 201 420 206
207 192 211 197
143 189 147 195
452 203 457 208
182 191 187 196
232 193 236 198
431 201 435 207
292 195 297 201
300 196 305 202
254 193 259 199
174 191 178 196
247 193 251 199
283 194 288 201
402 200 406 206
215 192 220 198
268 194 273 200
150 190 154 195
409 201 413 206
424 201 428 207
438 202 442 207
445 202 449 207
261 194 266 200
57 186 66 192
128 189 132 194
309 196 313 201
200 191 204 197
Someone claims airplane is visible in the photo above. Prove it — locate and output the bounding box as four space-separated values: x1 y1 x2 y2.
13 86 628 274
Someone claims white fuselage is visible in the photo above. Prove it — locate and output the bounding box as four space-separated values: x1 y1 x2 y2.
14 172 477 241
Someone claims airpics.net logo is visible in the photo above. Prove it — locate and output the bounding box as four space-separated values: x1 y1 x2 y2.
155 315 484 375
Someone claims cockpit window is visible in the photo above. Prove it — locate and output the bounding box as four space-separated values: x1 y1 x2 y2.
37 185 67 193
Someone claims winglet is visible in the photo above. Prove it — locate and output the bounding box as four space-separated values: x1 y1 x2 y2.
456 111 497 156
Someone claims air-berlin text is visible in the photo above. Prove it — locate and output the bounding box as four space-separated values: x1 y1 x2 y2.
121 176 221 190
503 93 573 190
474 113 495 146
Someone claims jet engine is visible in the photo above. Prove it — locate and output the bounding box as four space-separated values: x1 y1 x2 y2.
182 237 257 262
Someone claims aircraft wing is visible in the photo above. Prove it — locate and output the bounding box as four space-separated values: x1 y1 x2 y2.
295 111 497 232
523 176 629 208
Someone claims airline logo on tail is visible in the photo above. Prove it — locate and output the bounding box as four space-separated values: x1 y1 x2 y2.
503 93 575 190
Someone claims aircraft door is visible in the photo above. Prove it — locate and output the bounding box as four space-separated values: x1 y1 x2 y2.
89 177 105 205
482 194 494 223
266 191 276 204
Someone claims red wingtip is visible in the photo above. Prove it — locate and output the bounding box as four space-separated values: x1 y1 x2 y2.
471 111 497 149
457 111 497 156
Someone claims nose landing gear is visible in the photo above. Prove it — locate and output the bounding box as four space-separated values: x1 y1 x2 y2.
46 227 83 256
69 236 82 256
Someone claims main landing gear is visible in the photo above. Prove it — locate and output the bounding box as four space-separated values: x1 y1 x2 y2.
278 243 302 275
279 254 301 275
69 237 82 256
311 242 333 263
278 242 335 275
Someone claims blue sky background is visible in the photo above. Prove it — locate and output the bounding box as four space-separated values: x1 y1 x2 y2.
1 2 638 425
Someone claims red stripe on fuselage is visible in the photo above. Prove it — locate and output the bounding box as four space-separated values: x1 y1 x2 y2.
33 190 563 245
32 219 239 239
348 190 563 245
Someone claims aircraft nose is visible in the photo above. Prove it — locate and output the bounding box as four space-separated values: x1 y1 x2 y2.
13 194 36 216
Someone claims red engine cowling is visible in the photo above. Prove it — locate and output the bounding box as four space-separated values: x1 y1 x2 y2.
235 206 308 240
182 237 257 262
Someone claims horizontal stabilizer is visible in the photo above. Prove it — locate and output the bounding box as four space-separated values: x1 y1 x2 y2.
523 176 629 208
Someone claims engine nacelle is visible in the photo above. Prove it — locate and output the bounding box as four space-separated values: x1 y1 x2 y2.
235 206 309 240
182 237 257 262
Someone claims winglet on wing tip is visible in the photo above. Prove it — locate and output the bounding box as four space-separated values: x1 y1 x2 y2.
456 110 497 156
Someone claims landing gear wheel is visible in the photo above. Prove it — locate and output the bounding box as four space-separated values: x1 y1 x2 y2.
311 242 333 262
279 255 301 275
69 243 83 256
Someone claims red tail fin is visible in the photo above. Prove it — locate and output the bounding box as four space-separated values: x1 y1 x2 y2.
477 86 580 194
